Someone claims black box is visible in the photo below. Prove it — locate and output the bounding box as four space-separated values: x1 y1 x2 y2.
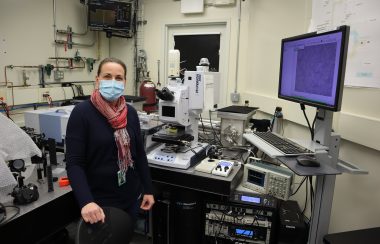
278 200 308 244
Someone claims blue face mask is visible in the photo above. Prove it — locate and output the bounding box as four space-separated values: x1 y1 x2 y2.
99 80 125 101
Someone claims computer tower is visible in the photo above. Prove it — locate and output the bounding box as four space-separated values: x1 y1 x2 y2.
278 200 308 244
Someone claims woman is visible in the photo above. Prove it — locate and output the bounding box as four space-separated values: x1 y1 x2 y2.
66 57 154 225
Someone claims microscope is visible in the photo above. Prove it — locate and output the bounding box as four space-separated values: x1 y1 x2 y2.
146 55 210 169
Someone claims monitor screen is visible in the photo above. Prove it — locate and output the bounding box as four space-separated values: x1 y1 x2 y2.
88 1 132 32
247 169 266 187
278 26 350 111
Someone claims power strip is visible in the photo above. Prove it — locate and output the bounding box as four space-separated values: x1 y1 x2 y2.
211 160 234 177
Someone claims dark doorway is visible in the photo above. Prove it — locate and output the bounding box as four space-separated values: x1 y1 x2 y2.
174 34 220 73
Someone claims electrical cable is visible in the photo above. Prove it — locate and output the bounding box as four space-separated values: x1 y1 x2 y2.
70 84 76 97
216 212 226 239
311 110 318 140
199 114 206 135
243 150 256 164
300 104 314 140
291 176 307 196
0 205 20 226
302 178 308 216
209 110 223 146
178 145 202 154
0 202 5 224
309 176 314 214
270 108 277 132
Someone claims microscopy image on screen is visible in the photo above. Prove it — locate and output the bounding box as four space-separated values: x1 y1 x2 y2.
295 43 337 97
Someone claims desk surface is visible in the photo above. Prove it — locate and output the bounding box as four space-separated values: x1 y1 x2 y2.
4 166 73 220
0 157 80 243
324 227 380 244
277 156 341 176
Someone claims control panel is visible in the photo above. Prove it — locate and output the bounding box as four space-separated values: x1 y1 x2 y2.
230 191 277 209
152 152 176 163
211 160 234 177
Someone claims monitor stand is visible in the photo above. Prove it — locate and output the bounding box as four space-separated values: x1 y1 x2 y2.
308 109 340 244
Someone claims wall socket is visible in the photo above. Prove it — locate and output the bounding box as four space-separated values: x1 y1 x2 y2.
230 92 240 103
54 70 64 80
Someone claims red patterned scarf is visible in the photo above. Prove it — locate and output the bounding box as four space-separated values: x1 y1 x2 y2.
91 90 134 171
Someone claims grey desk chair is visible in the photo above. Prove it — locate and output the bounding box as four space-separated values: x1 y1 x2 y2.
75 207 133 244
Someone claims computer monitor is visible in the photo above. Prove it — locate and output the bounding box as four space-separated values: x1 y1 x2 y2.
278 26 350 111
88 0 133 37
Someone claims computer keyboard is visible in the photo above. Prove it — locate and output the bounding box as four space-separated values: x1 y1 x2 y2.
244 131 314 157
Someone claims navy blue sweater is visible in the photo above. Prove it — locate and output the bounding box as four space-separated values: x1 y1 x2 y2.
65 100 153 210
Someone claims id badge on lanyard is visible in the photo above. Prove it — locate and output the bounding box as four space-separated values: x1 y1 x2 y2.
117 170 126 186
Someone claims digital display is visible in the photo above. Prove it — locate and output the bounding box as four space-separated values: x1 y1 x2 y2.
241 195 261 204
247 169 265 187
235 228 254 238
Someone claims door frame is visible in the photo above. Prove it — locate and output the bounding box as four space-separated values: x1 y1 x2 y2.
163 20 231 107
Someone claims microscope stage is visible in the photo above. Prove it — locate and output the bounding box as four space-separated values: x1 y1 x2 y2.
147 143 207 169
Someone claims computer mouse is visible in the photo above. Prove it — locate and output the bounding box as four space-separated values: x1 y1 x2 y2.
296 155 320 167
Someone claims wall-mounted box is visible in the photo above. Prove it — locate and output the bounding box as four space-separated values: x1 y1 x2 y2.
181 0 204 13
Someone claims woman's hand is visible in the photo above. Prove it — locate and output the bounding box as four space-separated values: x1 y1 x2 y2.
81 202 105 224
140 194 155 210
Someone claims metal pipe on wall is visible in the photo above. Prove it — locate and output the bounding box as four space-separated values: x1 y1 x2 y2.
53 0 58 68
54 38 96 47
53 0 95 52
3 65 42 87
233 0 243 93
56 3 89 36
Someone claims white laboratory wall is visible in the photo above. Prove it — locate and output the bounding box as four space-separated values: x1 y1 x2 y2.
114 0 251 106
109 36 136 96
242 0 380 234
0 0 110 110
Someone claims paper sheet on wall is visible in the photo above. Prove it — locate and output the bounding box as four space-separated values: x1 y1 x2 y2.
311 0 380 88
